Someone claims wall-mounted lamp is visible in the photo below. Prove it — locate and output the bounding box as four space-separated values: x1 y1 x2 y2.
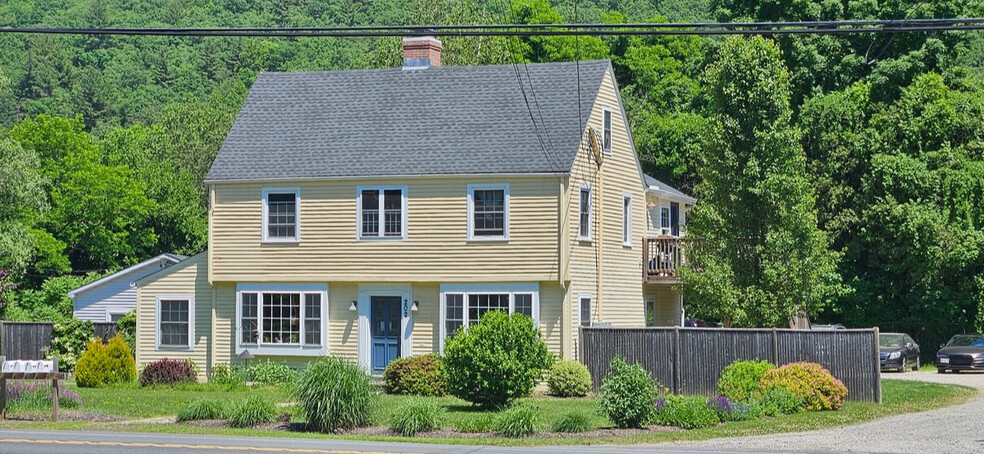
349 300 358 312
411 300 420 312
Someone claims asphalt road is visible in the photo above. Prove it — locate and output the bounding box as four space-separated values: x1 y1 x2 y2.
1 373 980 454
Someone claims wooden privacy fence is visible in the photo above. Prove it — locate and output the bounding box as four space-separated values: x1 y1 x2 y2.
0 322 53 361
579 327 881 403
93 322 117 341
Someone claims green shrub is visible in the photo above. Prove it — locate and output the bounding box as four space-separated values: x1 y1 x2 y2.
116 310 136 355
245 361 297 387
545 360 592 397
177 398 226 422
226 396 278 428
382 354 445 396
443 311 553 409
454 414 496 433
48 319 93 372
729 401 764 421
758 387 804 416
494 404 540 438
718 359 775 402
653 395 720 429
389 399 445 436
292 357 376 433
550 410 592 433
75 334 135 387
599 357 659 428
209 364 245 386
759 362 848 411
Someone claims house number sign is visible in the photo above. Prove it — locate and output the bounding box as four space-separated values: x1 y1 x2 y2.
403 299 409 318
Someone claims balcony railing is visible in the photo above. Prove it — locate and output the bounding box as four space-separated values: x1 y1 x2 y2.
644 236 687 283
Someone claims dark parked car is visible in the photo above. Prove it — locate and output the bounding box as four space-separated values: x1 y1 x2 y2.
879 333 920 372
937 333 984 373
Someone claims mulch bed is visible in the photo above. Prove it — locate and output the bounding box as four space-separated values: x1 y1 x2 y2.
6 411 123 423
183 419 679 438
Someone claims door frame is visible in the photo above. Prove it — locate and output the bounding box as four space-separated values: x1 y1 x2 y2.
357 284 412 372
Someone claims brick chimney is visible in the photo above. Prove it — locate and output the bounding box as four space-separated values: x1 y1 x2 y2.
402 36 442 69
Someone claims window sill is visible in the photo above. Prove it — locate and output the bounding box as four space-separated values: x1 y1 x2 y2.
467 236 509 243
357 236 407 242
260 239 300 245
156 346 193 352
578 237 593 243
237 345 327 357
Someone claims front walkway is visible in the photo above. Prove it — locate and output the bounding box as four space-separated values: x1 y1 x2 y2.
671 372 984 454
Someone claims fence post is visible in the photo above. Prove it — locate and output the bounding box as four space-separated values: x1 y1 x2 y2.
673 326 681 393
50 357 59 422
0 355 5 420
873 327 881 404
772 328 779 365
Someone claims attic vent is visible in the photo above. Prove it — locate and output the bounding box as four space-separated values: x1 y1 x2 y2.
403 36 442 70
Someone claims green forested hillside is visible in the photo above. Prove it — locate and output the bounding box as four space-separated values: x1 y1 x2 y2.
0 0 982 352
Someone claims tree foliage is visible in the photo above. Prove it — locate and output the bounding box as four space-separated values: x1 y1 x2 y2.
682 36 842 327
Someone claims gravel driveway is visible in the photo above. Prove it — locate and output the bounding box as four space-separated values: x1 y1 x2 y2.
670 372 984 454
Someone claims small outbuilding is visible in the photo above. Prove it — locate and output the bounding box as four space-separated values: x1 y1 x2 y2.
68 253 185 322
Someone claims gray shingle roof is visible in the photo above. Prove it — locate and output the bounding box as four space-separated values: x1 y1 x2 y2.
645 174 695 202
205 60 612 182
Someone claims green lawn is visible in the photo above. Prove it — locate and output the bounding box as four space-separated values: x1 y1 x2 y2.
0 379 975 446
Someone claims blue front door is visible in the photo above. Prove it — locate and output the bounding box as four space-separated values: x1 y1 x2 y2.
371 296 401 374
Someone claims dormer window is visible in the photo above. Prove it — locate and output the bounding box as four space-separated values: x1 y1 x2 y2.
262 188 300 242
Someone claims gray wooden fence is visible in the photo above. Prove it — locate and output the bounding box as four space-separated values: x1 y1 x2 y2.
579 327 881 403
0 322 53 360
93 322 117 341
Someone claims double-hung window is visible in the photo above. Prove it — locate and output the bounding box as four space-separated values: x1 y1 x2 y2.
262 188 300 242
358 187 407 240
660 203 672 236
440 285 537 348
602 107 613 155
156 296 193 349
622 194 632 246
579 295 592 327
237 285 327 355
468 184 509 240
579 184 592 241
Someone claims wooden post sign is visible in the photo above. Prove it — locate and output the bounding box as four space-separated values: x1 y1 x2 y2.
0 356 65 421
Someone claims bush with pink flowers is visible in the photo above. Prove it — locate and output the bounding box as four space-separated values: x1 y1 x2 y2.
759 362 848 411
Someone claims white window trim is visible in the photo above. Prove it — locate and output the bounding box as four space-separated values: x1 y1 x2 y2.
105 309 129 323
356 284 413 372
622 192 633 247
659 202 672 236
261 187 301 243
155 295 194 351
356 185 408 241
235 283 328 357
578 293 593 328
602 106 613 156
439 283 540 353
579 184 593 242
467 183 510 242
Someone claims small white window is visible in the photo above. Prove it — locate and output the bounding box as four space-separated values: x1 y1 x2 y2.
156 296 194 349
660 203 672 236
439 284 539 350
262 188 300 242
622 194 632 247
602 107 613 155
579 185 592 241
357 186 407 240
468 184 509 241
579 295 592 327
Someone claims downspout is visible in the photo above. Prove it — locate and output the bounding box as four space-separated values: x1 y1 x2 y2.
595 164 603 322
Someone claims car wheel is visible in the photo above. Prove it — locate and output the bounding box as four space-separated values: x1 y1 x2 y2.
954 369 961 374
913 357 920 372
898 357 907 373
938 368 947 374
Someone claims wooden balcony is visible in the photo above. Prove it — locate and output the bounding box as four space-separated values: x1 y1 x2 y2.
644 236 688 283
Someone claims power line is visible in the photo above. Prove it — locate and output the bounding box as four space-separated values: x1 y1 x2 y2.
2 18 984 37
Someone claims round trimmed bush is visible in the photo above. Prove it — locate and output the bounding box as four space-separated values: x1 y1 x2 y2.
443 311 553 409
717 359 775 402
389 398 445 436
177 398 226 422
759 362 848 411
545 360 592 397
382 354 446 396
226 396 278 428
494 404 540 438
599 357 659 428
75 334 136 387
140 358 198 386
292 356 376 433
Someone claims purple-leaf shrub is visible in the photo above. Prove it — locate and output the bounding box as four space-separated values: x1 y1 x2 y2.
139 358 198 386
